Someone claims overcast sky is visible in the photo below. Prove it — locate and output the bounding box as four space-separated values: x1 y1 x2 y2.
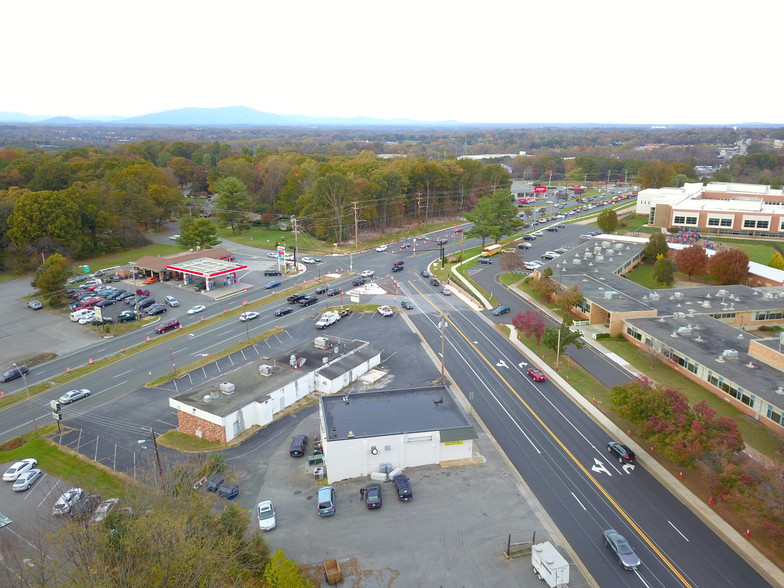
6 1 780 125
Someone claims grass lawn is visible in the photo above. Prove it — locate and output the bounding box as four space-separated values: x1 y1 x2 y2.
709 237 780 265
0 429 130 496
74 243 186 273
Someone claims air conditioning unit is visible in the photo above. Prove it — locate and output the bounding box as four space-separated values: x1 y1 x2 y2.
717 289 728 297
603 290 619 299
722 349 739 359
677 327 692 336
220 382 235 394
648 292 660 301
673 292 684 300
673 312 687 320
259 364 273 377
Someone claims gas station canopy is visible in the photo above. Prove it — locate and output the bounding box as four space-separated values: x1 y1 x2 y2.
166 258 247 279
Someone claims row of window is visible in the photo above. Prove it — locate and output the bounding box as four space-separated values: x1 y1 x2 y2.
754 310 784 321
743 219 770 229
708 312 737 320
673 216 698 225
707 218 733 227
707 374 754 407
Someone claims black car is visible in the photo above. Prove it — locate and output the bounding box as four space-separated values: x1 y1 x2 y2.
401 300 414 310
299 296 319 307
365 482 382 509
545 226 558 232
351 277 368 287
391 265 403 272
523 234 536 241
430 278 440 286
91 317 114 326
315 286 328 294
1 366 29 383
326 288 340 296
146 304 167 316
477 258 493 265
287 293 307 304
137 297 156 309
392 474 413 501
607 441 636 464
118 310 140 322
206 474 224 493
263 269 282 277
275 307 294 317
264 280 282 290
95 299 116 308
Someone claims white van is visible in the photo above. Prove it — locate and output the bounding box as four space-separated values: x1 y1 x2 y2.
70 309 94 322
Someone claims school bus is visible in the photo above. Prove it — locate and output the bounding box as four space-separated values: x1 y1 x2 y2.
480 244 503 257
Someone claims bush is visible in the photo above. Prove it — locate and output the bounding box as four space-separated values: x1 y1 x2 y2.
594 333 611 339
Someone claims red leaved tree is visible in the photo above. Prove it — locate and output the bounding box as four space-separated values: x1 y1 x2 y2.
674 244 708 279
512 310 545 344
709 247 749 285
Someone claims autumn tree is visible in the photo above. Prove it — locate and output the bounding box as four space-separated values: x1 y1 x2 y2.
551 285 583 313
643 233 669 260
32 252 70 299
542 316 583 360
674 244 708 279
596 208 618 233
7 189 84 258
709 247 749 285
512 310 546 344
214 176 251 233
653 254 675 286
499 251 525 273
768 252 784 270
300 172 353 243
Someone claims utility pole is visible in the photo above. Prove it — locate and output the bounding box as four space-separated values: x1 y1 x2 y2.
440 315 448 385
416 193 422 228
292 217 299 264
353 202 360 249
150 427 164 480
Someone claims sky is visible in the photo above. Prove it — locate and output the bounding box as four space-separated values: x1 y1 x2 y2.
5 1 782 125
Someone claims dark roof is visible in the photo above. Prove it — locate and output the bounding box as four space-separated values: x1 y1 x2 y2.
321 385 475 441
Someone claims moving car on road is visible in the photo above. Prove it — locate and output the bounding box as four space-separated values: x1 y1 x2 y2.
155 319 181 334
526 368 547 382
2 365 30 382
401 300 414 310
275 307 293 317
491 305 510 316
375 245 388 252
603 529 641 571
187 305 206 315
264 280 281 289
317 486 336 517
239 312 260 322
607 441 636 464
59 389 91 404
360 270 374 278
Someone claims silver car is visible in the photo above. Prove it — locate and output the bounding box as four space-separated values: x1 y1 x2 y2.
53 487 84 515
58 389 91 404
603 529 640 571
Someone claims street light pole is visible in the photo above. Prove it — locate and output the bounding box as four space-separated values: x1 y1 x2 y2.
14 363 38 435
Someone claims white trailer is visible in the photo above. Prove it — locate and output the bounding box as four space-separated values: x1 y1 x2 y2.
531 541 569 587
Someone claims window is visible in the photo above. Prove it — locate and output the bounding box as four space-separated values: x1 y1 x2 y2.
708 218 720 226
721 218 732 227
743 218 770 229
754 310 784 321
767 405 783 426
744 219 756 228
674 216 685 224
674 215 697 225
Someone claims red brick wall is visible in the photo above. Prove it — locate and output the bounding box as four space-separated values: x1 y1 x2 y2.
177 411 226 443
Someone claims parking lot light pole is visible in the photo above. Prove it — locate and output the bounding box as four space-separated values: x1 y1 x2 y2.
14 363 38 435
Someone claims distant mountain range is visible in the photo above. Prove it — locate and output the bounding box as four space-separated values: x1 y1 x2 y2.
0 106 779 128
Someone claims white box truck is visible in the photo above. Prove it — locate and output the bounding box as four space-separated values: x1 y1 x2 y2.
531 541 569 587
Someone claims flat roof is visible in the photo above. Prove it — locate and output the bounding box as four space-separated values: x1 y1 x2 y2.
626 314 784 406
135 247 234 272
167 258 247 278
321 385 476 441
172 339 370 418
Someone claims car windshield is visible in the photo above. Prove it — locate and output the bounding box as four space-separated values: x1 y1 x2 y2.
318 501 331 509
616 537 634 555
259 509 274 520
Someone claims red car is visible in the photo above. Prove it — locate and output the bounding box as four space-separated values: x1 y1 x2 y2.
136 288 150 296
393 260 404 266
526 368 547 382
155 319 181 334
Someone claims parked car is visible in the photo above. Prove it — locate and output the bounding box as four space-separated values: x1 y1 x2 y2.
2 365 30 382
275 307 293 317
491 305 510 316
365 482 382 509
155 319 180 334
603 529 641 571
257 500 277 531
526 368 547 382
53 488 84 515
135 288 150 296
3 458 38 481
523 234 536 241
170 234 182 241
59 388 91 404
477 258 493 265
607 441 636 464
91 317 114 326
12 468 42 492
401 300 414 310
377 305 394 317
142 276 159 284
146 304 167 316
360 270 374 278
187 304 206 315
239 312 260 322
317 485 336 517
392 474 413 501
28 299 43 310
118 310 140 322
137 298 156 309
70 493 101 519
264 280 281 289
164 295 179 307
95 299 116 308
289 434 308 457
518 242 532 249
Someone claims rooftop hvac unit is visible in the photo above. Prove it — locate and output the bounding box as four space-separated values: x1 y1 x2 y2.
702 300 711 308
762 291 773 299
595 255 604 262
584 251 593 258
603 291 620 299
722 349 739 359
717 289 728 297
572 259 581 265
259 364 273 377
614 243 624 250
777 291 784 298
673 312 687 320
677 327 692 336
601 241 611 248
673 292 684 300
648 292 660 301
220 382 235 394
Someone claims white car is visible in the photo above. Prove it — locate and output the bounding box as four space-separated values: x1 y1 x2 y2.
239 311 260 322
13 469 42 492
361 270 375 278
3 458 38 481
170 234 182 241
266 252 277 258
375 245 388 252
90 498 119 524
58 389 91 404
53 487 84 515
187 305 206 314
257 500 276 531
301 256 316 264
377 305 394 317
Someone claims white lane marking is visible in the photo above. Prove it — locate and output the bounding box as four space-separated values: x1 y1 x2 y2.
113 369 133 378
668 521 690 541
591 458 612 476
571 492 587 511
